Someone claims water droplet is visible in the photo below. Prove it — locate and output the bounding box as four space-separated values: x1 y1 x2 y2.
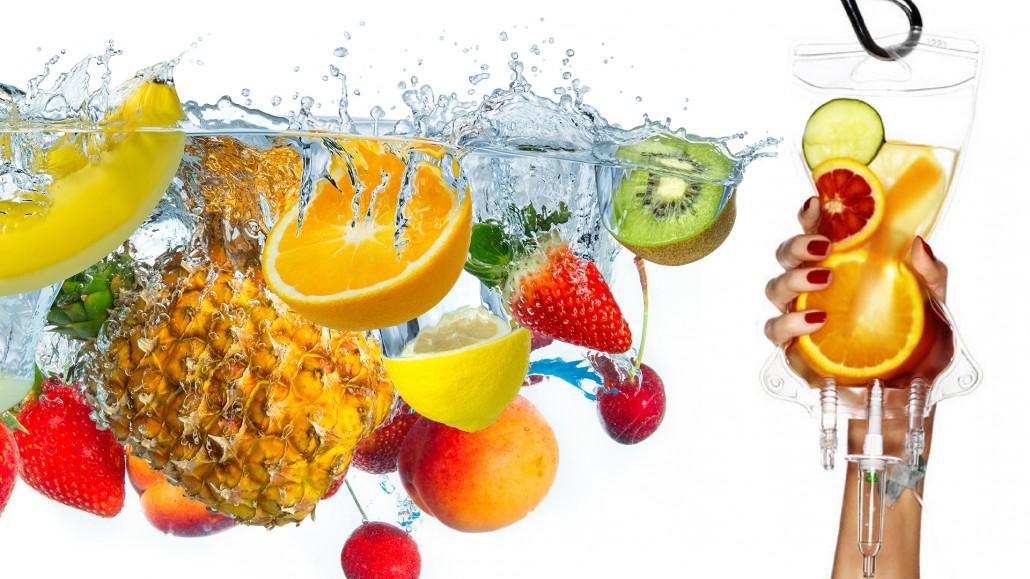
293 66 300 72
333 47 349 57
271 96 282 106
397 81 407 90
241 88 250 97
636 96 643 102
566 49 575 57
562 72 572 80
499 32 508 41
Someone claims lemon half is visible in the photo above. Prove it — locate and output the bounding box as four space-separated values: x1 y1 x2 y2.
382 306 531 432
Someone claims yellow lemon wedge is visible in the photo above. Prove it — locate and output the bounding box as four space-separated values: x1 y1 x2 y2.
382 306 531 432
0 75 186 296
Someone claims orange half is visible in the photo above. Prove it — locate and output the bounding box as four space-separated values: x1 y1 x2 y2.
795 250 925 383
812 158 885 252
263 137 472 331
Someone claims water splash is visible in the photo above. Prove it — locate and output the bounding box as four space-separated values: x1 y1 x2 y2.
528 357 603 400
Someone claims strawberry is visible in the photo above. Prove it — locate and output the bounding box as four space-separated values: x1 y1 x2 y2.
14 377 125 517
351 402 420 475
465 203 631 354
1 416 20 516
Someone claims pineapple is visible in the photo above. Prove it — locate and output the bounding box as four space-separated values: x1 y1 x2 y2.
85 135 395 527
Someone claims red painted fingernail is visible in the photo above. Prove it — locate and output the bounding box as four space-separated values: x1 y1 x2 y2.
918 236 936 261
805 311 827 324
807 268 831 284
807 240 830 256
803 197 813 212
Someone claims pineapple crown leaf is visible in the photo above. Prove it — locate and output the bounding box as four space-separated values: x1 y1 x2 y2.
464 202 571 288
47 254 135 340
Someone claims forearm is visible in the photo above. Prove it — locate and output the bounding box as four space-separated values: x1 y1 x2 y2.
832 409 935 579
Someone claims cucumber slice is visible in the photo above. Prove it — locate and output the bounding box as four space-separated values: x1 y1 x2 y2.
802 98 885 169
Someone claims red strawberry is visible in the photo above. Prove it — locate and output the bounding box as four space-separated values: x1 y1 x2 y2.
1 418 19 516
351 403 420 475
508 239 631 354
14 378 125 517
464 203 631 354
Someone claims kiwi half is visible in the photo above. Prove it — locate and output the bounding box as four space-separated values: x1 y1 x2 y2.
608 135 738 266
615 133 736 183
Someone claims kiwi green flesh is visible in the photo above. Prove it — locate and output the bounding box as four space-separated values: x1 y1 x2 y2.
618 194 736 266
615 133 735 183
611 169 726 246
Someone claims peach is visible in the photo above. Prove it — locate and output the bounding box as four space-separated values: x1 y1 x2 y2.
140 480 235 537
125 449 164 495
397 395 558 533
127 446 234 537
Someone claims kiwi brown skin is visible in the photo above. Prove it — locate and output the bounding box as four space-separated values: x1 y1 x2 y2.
613 191 737 266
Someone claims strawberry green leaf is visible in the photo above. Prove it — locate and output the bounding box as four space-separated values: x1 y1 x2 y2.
1 411 28 434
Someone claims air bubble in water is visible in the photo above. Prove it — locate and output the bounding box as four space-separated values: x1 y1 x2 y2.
333 47 349 57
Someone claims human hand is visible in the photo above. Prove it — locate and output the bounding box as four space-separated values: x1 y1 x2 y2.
763 196 948 346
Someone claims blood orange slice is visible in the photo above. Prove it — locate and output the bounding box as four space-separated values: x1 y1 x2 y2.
811 158 885 252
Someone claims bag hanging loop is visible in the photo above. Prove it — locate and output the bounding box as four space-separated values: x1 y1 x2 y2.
840 0 923 60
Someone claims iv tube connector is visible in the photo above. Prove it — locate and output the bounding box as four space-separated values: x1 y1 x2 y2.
819 377 839 470
857 380 888 578
905 378 929 467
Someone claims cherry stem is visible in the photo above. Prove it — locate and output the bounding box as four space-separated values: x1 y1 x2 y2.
344 479 368 522
633 255 649 375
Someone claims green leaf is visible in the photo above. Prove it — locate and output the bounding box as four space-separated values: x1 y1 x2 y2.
33 364 44 390
468 223 513 265
1 412 27 434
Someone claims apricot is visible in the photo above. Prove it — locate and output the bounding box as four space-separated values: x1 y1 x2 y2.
397 395 558 533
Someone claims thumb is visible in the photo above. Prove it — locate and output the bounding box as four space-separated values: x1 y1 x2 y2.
911 236 948 303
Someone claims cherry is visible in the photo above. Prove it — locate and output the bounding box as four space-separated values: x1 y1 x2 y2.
341 521 421 579
596 363 666 444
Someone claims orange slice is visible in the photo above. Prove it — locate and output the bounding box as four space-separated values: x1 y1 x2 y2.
811 158 885 252
262 137 472 331
795 250 925 383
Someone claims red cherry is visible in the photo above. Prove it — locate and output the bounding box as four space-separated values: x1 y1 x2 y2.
341 521 421 579
596 363 666 444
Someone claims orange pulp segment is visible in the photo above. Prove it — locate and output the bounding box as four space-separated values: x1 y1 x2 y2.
811 158 885 252
867 143 948 260
262 137 472 331
795 250 925 383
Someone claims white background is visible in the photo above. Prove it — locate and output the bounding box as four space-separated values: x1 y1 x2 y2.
1 1 1025 577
